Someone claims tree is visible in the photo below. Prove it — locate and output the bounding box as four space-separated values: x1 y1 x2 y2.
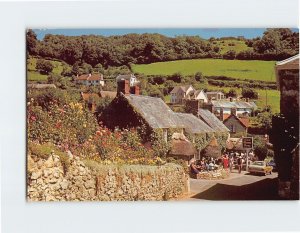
26 29 38 55
256 111 272 131
47 74 62 85
223 50 236 59
81 63 93 74
253 136 268 161
242 88 258 99
36 59 54 74
226 88 237 98
213 46 220 53
71 62 80 75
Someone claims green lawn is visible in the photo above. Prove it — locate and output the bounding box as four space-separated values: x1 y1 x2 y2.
132 59 276 82
256 89 280 113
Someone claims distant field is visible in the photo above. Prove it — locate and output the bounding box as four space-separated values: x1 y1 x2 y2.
132 59 276 82
212 39 251 54
256 89 280 113
27 71 48 82
27 57 68 81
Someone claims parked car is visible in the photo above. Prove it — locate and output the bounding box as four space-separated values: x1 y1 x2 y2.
267 160 277 171
248 161 273 175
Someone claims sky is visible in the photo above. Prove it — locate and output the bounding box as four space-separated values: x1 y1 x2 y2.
33 28 299 40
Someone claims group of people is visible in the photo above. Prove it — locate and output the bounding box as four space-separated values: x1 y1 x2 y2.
190 151 251 175
221 153 243 173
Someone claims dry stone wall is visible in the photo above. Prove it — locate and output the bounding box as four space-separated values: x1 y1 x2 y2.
27 152 189 201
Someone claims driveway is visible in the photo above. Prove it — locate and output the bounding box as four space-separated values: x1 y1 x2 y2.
187 170 280 200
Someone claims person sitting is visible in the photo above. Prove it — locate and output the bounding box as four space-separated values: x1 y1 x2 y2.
190 161 200 174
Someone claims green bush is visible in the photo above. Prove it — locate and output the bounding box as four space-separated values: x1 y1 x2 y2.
36 59 54 74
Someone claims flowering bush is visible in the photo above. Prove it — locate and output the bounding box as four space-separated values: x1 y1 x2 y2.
27 97 171 166
28 100 97 149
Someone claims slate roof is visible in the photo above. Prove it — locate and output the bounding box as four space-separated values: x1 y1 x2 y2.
124 94 184 129
170 85 193 94
211 100 257 109
223 114 249 128
198 109 230 132
175 113 215 134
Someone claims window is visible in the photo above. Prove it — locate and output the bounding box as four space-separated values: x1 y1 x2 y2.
230 124 236 133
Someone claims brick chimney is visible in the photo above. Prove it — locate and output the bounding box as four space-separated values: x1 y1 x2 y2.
220 108 224 121
117 79 130 95
231 107 237 116
134 85 140 95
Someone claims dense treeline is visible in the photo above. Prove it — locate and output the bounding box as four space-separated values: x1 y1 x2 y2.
27 28 299 68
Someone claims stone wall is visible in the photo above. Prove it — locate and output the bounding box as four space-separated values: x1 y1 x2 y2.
27 152 189 201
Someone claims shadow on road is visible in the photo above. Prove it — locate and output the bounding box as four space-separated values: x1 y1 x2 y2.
191 177 282 200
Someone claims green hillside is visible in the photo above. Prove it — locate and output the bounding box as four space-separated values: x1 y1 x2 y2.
132 59 276 82
27 57 69 81
212 39 251 54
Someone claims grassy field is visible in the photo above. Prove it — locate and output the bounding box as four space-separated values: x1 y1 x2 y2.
27 57 68 81
132 59 276 82
256 89 280 113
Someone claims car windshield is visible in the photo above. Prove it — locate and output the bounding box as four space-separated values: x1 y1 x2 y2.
253 161 264 166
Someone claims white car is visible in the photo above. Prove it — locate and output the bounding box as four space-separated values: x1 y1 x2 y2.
248 161 273 175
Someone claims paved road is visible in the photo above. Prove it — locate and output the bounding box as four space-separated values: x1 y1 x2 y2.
187 170 280 200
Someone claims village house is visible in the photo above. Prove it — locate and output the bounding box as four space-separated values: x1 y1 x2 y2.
75 73 104 86
208 98 257 116
170 85 195 104
206 91 225 100
186 89 208 102
222 113 249 135
105 93 185 142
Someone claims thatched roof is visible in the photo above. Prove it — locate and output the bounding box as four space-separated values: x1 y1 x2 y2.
202 137 221 158
198 109 229 132
169 133 197 157
175 113 215 134
124 94 184 129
